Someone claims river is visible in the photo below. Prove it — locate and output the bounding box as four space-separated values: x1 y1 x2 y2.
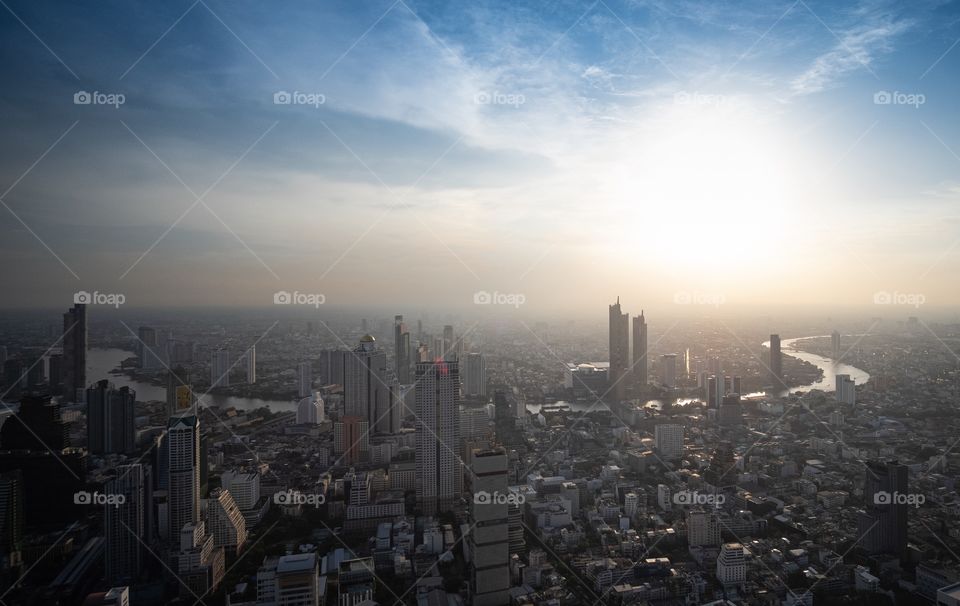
87 348 298 412
763 335 871 396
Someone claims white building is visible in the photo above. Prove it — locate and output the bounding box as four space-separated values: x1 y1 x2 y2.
296 392 324 425
207 488 247 553
654 424 684 460
221 471 260 511
716 542 746 586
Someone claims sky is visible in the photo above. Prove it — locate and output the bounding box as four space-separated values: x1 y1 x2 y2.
1 0 960 316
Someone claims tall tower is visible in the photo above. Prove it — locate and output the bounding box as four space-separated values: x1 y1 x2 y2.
210 350 231 388
858 460 908 557
297 362 312 398
632 311 648 390
464 352 487 398
608 297 629 401
831 330 841 359
245 346 256 384
394 315 412 384
769 334 782 388
86 380 137 454
345 335 397 434
660 354 677 388
167 415 200 543
468 447 510 606
61 303 87 402
105 464 145 584
415 360 461 515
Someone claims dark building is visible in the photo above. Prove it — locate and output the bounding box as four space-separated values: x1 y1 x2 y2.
86 381 137 455
769 334 782 388
858 460 909 557
632 311 648 390
62 304 87 402
608 297 629 401
0 470 23 571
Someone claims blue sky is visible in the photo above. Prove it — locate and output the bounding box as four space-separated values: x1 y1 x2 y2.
1 0 959 312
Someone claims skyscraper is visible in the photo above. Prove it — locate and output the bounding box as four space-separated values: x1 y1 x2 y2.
831 330 841 359
442 325 455 360
608 297 629 401
297 362 312 398
86 380 137 455
632 311 648 390
334 416 369 465
464 352 487 398
166 367 195 417
769 334 782 387
660 354 677 388
62 303 86 402
836 374 856 405
345 336 397 434
654 424 684 460
246 346 256 384
468 447 510 606
137 326 164 369
416 359 461 515
210 350 231 388
394 315 412 384
105 464 145 584
206 488 247 554
167 415 200 543
858 460 909 557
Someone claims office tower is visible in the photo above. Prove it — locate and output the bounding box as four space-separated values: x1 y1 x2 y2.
715 372 725 405
206 488 247 554
654 424 683 460
442 325 455 360
318 349 347 385
47 352 62 391
62 303 87 402
87 381 137 455
836 374 856 405
707 356 721 377
687 510 721 546
632 311 648 389
220 471 260 511
731 376 742 395
394 315 412 384
166 367 195 417
858 460 908 557
464 352 487 398
345 336 397 434
296 392 324 424
719 394 743 425
769 334 782 386
297 362 312 398
167 415 200 542
468 447 510 606
245 346 256 384
831 330 841 358
137 326 163 369
177 521 225 598
608 297 630 401
0 470 23 571
716 543 746 586
334 416 369 465
415 360 461 515
660 354 677 388
707 376 718 408
210 349 231 388
105 464 145 584
260 553 320 606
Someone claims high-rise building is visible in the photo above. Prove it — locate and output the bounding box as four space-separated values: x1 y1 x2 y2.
177 521 225 598
608 297 629 401
296 393 324 425
220 471 260 511
769 334 782 387
836 374 856 405
297 362 312 398
276 553 320 606
831 330 841 359
137 326 164 369
167 415 200 543
654 424 683 460
62 303 87 402
632 311 648 389
334 416 369 466
318 349 347 386
345 336 398 434
245 346 256 384
210 350 231 388
443 325 455 361
86 380 137 455
688 509 720 547
464 352 487 398
468 447 510 606
105 464 145 584
166 367 195 417
206 488 247 554
716 542 746 586
0 470 23 572
394 315 412 384
731 375 742 395
416 360 461 515
660 354 677 388
707 376 718 408
858 460 909 557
